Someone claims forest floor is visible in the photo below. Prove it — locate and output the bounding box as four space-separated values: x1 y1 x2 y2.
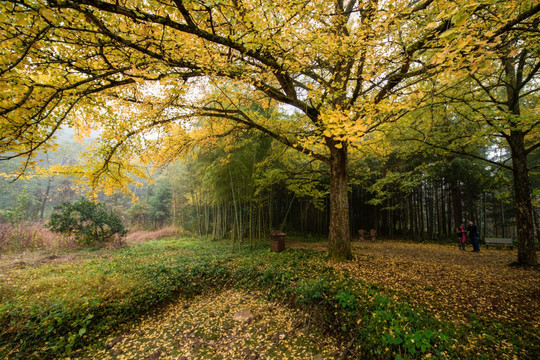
81 289 341 360
1 239 538 359
79 240 539 359
290 240 540 327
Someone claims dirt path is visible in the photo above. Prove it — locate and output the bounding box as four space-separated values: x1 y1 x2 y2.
0 252 83 271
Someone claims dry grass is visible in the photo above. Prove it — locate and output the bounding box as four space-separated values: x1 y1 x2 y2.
125 226 190 244
0 222 190 254
0 225 190 270
0 222 77 254
0 222 81 271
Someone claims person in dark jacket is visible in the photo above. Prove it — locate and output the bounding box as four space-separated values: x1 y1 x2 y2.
467 220 480 252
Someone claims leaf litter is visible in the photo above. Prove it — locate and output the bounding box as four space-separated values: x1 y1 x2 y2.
79 289 339 360
290 240 539 357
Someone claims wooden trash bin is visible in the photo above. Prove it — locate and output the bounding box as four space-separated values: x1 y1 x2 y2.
270 230 286 253
370 229 377 241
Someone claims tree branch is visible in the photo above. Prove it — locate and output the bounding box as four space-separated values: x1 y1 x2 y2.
197 106 329 164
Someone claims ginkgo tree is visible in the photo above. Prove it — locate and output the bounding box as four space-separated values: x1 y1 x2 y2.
460 35 540 266
1 0 538 261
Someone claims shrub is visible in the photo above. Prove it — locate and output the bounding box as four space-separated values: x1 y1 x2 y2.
46 197 127 246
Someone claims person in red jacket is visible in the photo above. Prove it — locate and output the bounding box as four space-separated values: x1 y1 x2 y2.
457 224 466 251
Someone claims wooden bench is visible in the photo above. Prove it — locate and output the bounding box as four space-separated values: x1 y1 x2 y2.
484 237 513 249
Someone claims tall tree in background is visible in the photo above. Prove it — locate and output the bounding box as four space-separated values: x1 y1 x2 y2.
0 0 538 261
466 31 540 265
400 13 540 265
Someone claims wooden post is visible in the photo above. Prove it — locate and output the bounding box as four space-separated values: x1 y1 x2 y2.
358 229 365 241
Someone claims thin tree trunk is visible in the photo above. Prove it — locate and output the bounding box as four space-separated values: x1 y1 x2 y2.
482 191 487 240
409 195 414 240
451 180 462 230
435 181 440 239
500 198 506 238
39 177 52 220
419 186 425 240
257 201 262 239
268 190 273 231
171 186 176 227
533 208 540 245
213 203 222 240
427 182 433 240
249 200 253 247
229 166 240 243
223 203 228 239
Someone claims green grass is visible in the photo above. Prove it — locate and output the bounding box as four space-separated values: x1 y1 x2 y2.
0 238 537 359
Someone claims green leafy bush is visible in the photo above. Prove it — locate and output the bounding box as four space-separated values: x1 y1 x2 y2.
46 197 127 246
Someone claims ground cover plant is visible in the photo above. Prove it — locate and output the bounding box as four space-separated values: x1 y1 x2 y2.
0 238 538 359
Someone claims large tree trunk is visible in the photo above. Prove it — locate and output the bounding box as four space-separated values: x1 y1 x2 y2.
503 54 537 266
327 142 352 261
510 131 537 266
